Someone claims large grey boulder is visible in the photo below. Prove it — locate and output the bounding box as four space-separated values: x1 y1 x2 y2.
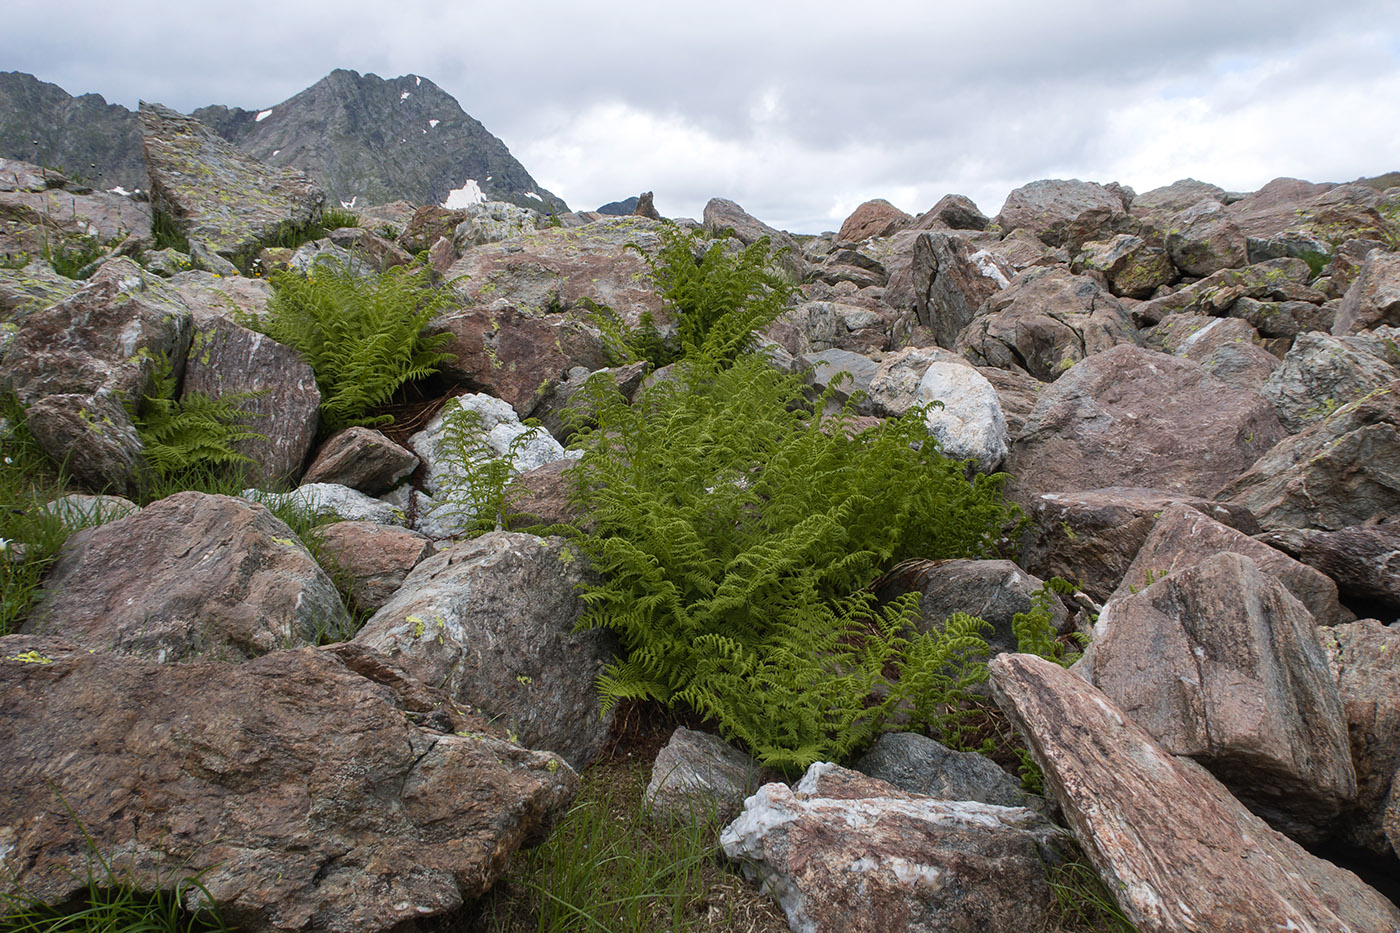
917 361 1008 471
645 727 775 827
182 315 320 486
1320 620 1400 855
1131 178 1228 214
0 637 576 933
1071 233 1176 299
24 491 349 661
1018 487 1260 603
354 532 616 769
852 732 1035 810
990 653 1400 933
246 483 406 526
954 266 1138 381
1261 331 1398 433
1164 198 1249 276
702 197 802 278
1219 380 1400 531
720 762 1063 933
1005 344 1286 502
453 199 541 250
1113 502 1350 627
22 393 147 493
1146 313 1280 391
1080 552 1355 840
994 178 1130 250
140 102 325 264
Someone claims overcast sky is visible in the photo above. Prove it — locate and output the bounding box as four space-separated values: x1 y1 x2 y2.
4 1 1398 232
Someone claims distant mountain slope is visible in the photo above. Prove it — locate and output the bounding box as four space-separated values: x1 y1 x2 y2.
192 69 568 214
0 69 567 214
0 72 145 191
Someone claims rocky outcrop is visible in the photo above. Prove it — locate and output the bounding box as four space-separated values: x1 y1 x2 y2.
1005 344 1285 501
990 652 1400 933
910 231 1011 345
25 492 349 661
1080 552 1356 840
720 762 1063 933
353 532 616 768
1261 331 1398 433
994 178 1131 250
1332 248 1400 335
836 199 911 243
140 102 325 264
0 637 577 933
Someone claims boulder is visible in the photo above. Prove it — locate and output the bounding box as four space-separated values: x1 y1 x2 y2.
916 361 1008 471
720 762 1063 933
1071 234 1176 299
1113 502 1350 627
427 303 610 417
444 216 672 326
954 266 1138 382
1005 344 1285 501
1131 256 1320 326
1164 199 1249 276
862 346 967 417
325 226 412 272
803 348 879 403
851 732 1037 811
1018 487 1260 603
1147 313 1280 391
1320 620 1400 854
1227 179 1396 262
994 178 1130 250
910 231 1011 346
873 558 1066 656
912 193 989 231
1261 331 1398 433
22 393 147 493
1258 524 1400 610
0 166 151 259
1131 178 1228 214
1219 381 1400 531
1228 296 1334 338
836 198 911 243
311 521 434 612
395 204 468 254
24 492 348 661
247 483 406 527
354 532 616 769
182 315 320 485
38 493 140 528
166 269 276 324
0 637 576 933
1332 248 1400 335
989 653 1400 933
504 459 581 529
702 197 801 270
0 259 83 320
452 199 541 250
1079 552 1355 840
301 426 418 494
139 103 324 264
645 727 775 827
984 228 1067 272
531 361 648 442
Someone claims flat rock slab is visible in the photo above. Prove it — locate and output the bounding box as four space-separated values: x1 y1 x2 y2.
25 491 348 662
1081 551 1355 840
720 762 1062 933
140 102 325 262
1006 344 1286 502
1260 523 1400 608
990 652 1400 933
354 532 616 769
0 637 577 933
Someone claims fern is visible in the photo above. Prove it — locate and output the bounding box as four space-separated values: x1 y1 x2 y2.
1012 577 1086 667
565 353 1021 771
432 404 544 536
131 354 265 478
251 257 456 431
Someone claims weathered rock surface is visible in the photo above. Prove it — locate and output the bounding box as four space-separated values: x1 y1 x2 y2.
1080 553 1355 840
1219 381 1400 531
1131 178 1228 214
1332 248 1400 335
1259 524 1400 609
916 361 1008 471
1005 344 1285 501
505 459 581 529
836 198 911 243
873 558 1065 655
994 178 1130 250
1071 234 1175 299
25 492 347 661
702 197 801 273
1114 502 1350 627
22 393 148 492
990 652 1400 933
182 315 320 485
301 426 418 494
312 521 435 612
1018 487 1260 603
452 199 541 250
720 762 1063 933
646 727 775 827
1164 198 1249 276
1131 257 1320 326
140 102 325 264
38 493 140 527
0 637 577 933
354 532 616 768
0 259 83 320
955 266 1138 381
248 483 406 527
531 361 648 442
910 231 1010 345
1320 620 1400 854
913 193 989 231
852 732 1035 810
1146 313 1280 391
1262 331 1398 433
857 346 966 417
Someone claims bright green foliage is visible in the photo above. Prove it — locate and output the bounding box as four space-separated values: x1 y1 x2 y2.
253 258 456 431
565 354 1020 771
1012 577 1087 667
131 353 265 479
593 223 795 368
432 404 542 536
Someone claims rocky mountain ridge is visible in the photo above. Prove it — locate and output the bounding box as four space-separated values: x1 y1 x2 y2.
3 110 1400 931
0 69 565 214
